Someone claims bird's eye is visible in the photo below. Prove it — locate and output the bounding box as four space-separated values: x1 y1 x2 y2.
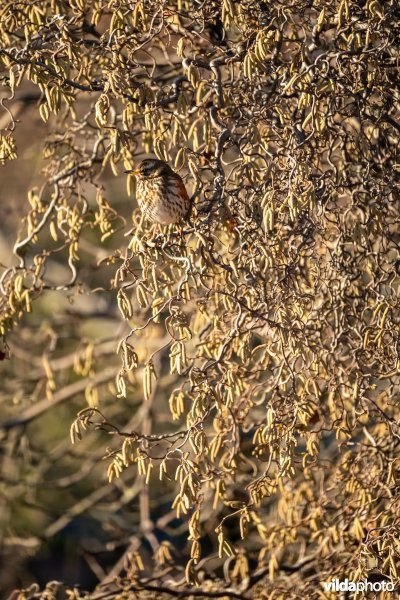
141 161 153 174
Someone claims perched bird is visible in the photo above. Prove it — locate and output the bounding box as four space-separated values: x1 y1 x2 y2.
125 158 191 224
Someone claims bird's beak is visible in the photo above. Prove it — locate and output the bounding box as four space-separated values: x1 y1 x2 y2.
124 168 139 175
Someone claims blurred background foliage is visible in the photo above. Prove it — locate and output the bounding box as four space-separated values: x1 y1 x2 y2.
0 0 399 598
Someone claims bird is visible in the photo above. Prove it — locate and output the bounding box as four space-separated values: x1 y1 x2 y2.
125 158 191 225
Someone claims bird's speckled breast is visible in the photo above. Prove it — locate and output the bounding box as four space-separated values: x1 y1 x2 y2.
136 175 189 224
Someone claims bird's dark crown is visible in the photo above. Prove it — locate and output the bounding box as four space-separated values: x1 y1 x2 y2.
136 158 171 178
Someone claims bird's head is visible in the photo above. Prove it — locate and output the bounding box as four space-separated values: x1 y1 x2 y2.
125 158 170 179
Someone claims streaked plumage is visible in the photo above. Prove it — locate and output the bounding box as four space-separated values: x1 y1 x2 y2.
126 159 190 224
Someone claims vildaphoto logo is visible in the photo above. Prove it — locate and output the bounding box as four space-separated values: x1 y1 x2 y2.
322 578 395 593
